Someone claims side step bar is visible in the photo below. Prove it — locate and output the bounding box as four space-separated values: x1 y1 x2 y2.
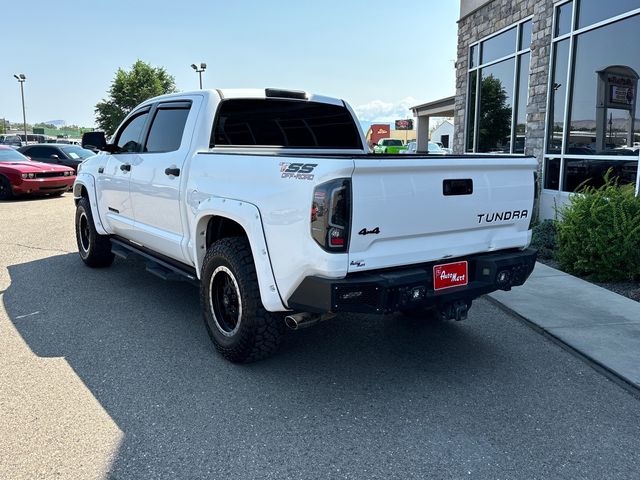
110 238 199 286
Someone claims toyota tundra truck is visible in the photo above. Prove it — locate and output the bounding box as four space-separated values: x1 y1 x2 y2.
74 88 537 363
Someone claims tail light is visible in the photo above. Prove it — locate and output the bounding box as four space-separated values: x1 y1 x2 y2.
530 171 539 229
311 178 351 253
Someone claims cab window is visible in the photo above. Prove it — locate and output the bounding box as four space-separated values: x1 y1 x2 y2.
115 110 150 153
144 103 191 153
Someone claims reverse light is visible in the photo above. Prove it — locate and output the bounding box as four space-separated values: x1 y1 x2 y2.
311 178 351 253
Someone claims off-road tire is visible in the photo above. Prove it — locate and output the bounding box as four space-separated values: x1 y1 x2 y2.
0 176 13 200
75 197 114 268
201 237 284 363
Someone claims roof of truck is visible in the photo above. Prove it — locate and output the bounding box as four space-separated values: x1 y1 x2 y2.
143 88 344 107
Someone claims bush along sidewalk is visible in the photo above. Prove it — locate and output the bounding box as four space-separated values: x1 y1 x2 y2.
530 173 640 301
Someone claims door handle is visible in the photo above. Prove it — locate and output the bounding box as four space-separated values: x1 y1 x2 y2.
120 163 131 172
164 167 180 177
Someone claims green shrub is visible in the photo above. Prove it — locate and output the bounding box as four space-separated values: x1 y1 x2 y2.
556 174 640 281
530 219 557 260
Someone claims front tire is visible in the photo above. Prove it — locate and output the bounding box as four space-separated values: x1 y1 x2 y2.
201 237 284 363
75 197 114 268
0 176 13 200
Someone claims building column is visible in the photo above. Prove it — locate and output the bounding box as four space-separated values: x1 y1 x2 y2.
416 115 430 153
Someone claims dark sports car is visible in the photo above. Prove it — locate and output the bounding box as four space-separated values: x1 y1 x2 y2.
18 144 95 173
0 146 75 200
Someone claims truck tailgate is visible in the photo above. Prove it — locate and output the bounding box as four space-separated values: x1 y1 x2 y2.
348 156 537 273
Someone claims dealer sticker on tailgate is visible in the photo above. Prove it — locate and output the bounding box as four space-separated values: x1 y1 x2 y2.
433 261 468 291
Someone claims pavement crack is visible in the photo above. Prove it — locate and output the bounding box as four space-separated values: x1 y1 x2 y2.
1 242 73 255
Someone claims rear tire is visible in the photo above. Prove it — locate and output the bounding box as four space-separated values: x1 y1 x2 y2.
201 237 284 363
75 197 114 268
0 176 13 200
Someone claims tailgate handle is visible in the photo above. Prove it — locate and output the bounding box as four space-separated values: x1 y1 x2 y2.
443 179 473 196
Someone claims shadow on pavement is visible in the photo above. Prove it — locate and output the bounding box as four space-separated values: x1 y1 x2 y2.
5 252 640 479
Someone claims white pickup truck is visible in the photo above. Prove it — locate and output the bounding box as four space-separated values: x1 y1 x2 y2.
75 88 537 363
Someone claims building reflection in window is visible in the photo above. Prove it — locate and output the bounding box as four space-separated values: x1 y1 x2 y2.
478 61 514 153
563 158 638 192
568 15 640 155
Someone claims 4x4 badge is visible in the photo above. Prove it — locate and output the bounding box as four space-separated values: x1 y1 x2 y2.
358 227 380 235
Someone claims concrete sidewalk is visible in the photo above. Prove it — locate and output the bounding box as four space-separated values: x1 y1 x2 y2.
490 262 640 390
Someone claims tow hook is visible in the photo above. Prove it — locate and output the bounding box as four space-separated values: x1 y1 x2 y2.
438 301 470 321
453 301 469 321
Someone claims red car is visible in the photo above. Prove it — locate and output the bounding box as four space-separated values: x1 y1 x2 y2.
0 145 76 200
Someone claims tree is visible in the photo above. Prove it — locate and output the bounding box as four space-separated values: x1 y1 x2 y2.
478 75 512 152
95 60 177 135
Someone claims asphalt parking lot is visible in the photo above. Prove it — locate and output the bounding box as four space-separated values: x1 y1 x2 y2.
1 195 640 480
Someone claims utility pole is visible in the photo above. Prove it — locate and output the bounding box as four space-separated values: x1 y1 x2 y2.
13 74 27 143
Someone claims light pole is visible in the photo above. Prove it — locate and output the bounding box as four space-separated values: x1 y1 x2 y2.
191 63 207 89
13 74 27 144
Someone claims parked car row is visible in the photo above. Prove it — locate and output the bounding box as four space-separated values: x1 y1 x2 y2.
0 134 83 148
0 145 76 200
372 138 451 155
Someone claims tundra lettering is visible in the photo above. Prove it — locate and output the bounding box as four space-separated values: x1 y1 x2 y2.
477 210 528 223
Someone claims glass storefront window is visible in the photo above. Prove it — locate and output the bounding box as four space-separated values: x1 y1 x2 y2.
546 39 570 154
481 27 517 64
563 158 638 192
577 0 640 29
467 19 531 154
544 158 561 190
554 1 573 37
568 15 640 155
466 70 477 152
519 20 532 50
478 58 515 153
514 53 530 153
544 4 639 194
469 44 479 69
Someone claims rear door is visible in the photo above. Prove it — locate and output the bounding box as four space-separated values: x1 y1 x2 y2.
347 156 537 272
127 99 196 261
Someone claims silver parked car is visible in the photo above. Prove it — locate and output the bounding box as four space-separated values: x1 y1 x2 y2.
400 141 447 154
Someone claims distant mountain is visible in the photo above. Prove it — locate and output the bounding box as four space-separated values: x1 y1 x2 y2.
44 120 66 127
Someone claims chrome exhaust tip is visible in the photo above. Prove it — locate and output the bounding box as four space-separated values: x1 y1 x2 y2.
285 312 335 330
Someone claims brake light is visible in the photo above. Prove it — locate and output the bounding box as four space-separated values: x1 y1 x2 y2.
311 178 351 253
530 171 539 229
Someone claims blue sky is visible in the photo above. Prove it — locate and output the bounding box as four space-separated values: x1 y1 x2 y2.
1 0 458 127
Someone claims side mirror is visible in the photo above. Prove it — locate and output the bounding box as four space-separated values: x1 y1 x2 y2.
50 154 60 160
103 143 118 154
82 131 108 151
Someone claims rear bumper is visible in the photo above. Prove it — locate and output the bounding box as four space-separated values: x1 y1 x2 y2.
287 248 537 314
13 176 76 195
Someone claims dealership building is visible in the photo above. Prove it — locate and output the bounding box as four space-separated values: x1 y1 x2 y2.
454 0 640 218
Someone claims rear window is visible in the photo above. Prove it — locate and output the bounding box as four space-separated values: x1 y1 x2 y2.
212 99 362 149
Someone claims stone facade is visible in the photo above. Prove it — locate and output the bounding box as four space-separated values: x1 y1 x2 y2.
454 0 555 170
